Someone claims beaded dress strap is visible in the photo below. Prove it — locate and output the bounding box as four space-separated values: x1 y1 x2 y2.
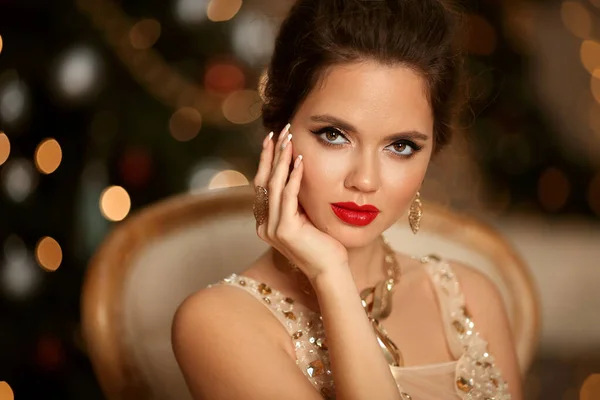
422 256 511 399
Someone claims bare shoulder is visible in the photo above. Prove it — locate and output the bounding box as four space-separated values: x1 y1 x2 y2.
171 284 319 399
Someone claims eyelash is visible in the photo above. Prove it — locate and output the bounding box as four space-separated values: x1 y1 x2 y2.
309 126 422 158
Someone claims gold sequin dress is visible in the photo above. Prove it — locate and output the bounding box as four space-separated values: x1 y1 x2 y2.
208 256 511 400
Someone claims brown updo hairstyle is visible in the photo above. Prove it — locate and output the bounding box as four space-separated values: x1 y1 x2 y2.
261 0 466 154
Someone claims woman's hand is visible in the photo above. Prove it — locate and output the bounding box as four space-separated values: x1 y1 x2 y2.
253 124 348 282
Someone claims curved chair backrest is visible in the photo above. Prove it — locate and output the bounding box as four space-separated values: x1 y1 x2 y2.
81 185 539 399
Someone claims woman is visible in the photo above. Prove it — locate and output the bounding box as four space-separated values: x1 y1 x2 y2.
172 0 523 399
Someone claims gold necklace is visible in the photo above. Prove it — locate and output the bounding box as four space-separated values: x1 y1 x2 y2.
286 235 403 367
359 235 403 367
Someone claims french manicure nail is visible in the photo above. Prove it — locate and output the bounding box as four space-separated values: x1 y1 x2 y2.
294 154 303 168
279 123 291 139
263 131 274 148
281 133 292 149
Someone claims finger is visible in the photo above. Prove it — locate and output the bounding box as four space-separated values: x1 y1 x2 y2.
281 154 303 223
271 123 291 174
253 131 274 187
267 133 293 236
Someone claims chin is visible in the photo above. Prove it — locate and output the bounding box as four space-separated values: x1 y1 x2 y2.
320 220 385 249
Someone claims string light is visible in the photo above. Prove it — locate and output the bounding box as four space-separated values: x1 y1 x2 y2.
0 131 9 166
34 138 62 174
75 0 237 124
35 237 63 272
99 186 131 222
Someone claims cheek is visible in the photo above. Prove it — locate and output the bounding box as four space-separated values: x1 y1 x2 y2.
382 161 429 213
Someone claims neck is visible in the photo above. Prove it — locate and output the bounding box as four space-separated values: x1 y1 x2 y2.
345 235 387 290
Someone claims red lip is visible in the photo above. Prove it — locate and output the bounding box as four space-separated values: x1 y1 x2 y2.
331 202 379 226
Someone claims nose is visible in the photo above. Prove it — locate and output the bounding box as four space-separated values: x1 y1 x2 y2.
344 151 380 194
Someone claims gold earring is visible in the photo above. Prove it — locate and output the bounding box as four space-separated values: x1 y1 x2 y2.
408 191 422 234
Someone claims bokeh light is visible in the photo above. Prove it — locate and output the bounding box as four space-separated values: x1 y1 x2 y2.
204 61 245 94
207 0 242 22
0 35 3 55
174 0 208 25
222 89 262 124
35 237 63 272
129 19 161 50
54 46 103 102
0 74 28 125
169 107 202 141
208 170 249 189
100 186 131 222
232 12 276 66
35 138 62 175
0 381 14 400
1 158 38 202
1 235 42 301
580 40 600 75
588 173 600 216
537 167 570 212
0 131 9 166
581 374 600 400
188 158 232 192
467 14 497 55
561 1 592 39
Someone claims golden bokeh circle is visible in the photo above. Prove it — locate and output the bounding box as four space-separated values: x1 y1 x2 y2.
561 1 592 39
35 236 63 272
580 40 600 75
207 0 243 22
100 186 131 222
208 170 249 189
0 381 14 400
581 374 600 400
35 138 62 175
222 90 262 125
169 107 202 142
0 132 10 166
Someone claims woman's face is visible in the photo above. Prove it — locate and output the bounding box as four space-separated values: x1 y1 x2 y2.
290 61 434 249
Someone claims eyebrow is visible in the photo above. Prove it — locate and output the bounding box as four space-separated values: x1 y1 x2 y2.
309 114 430 141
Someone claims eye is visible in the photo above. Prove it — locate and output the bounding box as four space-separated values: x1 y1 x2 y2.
316 127 349 145
386 141 419 157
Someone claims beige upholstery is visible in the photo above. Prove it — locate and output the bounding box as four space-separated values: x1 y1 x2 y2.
81 185 540 400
